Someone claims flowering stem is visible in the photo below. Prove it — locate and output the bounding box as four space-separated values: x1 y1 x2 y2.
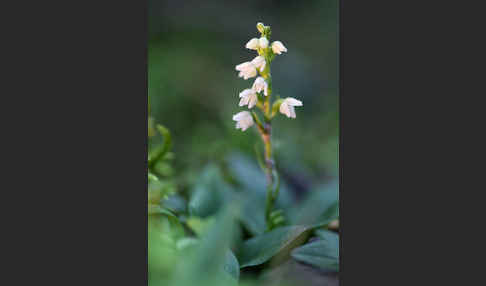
259 62 279 230
235 22 292 231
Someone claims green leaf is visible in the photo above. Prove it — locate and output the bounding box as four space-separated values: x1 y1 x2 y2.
170 205 240 286
163 194 187 213
186 216 216 237
291 231 339 271
176 237 199 251
224 250 240 281
148 172 159 182
148 222 178 283
289 180 339 227
315 230 339 251
148 179 176 204
188 183 221 217
188 164 235 217
238 225 311 268
226 153 294 209
239 195 266 235
148 205 176 217
148 205 185 240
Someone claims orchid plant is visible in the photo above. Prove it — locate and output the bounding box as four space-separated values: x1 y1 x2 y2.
233 22 303 231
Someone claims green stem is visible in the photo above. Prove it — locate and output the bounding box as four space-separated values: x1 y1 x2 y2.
260 65 278 231
254 25 280 231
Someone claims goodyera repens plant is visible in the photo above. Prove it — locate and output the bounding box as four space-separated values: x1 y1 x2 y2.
233 22 303 231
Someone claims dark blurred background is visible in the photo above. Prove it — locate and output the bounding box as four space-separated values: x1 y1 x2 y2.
148 0 339 190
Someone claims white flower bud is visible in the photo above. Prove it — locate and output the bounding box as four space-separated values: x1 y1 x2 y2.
256 22 265 33
271 41 287 55
232 111 254 131
246 38 260 50
252 77 268 96
279 97 303 118
251 56 266 72
239 88 258 109
235 61 257 80
259 37 269 49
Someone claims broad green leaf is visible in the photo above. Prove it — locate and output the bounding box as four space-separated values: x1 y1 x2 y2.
148 206 184 240
291 231 339 271
148 224 178 284
188 184 220 217
174 240 240 282
289 180 339 227
226 153 294 209
170 205 240 286
188 164 235 217
315 229 339 250
238 225 311 268
239 195 266 235
224 250 240 281
163 194 187 214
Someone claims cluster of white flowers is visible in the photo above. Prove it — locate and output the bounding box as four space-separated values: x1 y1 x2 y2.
233 22 302 131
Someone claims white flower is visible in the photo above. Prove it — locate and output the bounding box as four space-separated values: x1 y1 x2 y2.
259 37 269 49
279 97 303 118
235 61 257 80
239 89 258 109
251 56 266 72
271 41 287 55
252 77 268 96
256 22 265 33
246 38 259 50
233 111 254 131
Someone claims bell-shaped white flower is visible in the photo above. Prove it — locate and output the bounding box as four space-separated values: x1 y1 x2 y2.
246 38 260 50
259 37 269 49
279 97 303 118
235 61 257 80
251 56 266 72
239 89 258 109
271 41 287 55
233 111 254 131
252 77 268 96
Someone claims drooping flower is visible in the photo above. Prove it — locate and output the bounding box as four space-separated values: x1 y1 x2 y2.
239 88 258 109
251 56 266 72
259 37 269 49
271 41 287 55
235 62 257 80
246 38 260 50
279 97 303 118
233 111 254 131
252 77 268 96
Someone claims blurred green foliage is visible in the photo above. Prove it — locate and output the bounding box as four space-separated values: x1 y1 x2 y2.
148 1 339 285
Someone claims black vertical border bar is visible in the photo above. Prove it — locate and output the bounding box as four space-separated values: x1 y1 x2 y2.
6 0 150 283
